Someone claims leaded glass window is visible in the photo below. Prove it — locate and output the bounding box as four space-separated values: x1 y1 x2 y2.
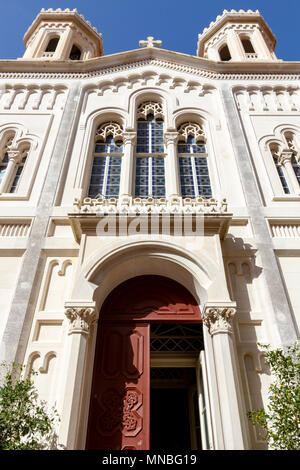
135 156 165 198
291 155 300 187
135 108 165 198
0 134 14 190
0 152 8 186
286 134 300 188
270 143 290 194
178 131 212 199
273 156 290 194
88 125 123 198
9 152 28 193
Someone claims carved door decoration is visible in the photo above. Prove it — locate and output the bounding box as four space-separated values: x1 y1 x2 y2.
86 275 201 450
86 323 150 450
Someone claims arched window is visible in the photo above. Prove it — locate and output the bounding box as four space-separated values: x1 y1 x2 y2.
177 122 212 198
45 37 60 53
0 134 13 187
285 132 300 187
88 122 123 198
135 102 165 198
9 147 29 193
270 143 290 194
219 44 231 61
0 134 29 194
69 44 81 60
241 38 255 54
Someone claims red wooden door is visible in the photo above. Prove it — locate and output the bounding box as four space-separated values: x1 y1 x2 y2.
86 275 202 450
86 323 150 450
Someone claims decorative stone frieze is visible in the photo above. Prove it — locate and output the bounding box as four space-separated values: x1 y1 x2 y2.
64 306 98 335
71 195 229 215
202 305 237 335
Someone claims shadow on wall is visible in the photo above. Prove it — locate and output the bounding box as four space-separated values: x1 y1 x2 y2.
224 236 270 448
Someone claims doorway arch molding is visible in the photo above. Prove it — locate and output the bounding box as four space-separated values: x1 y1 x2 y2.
69 238 230 312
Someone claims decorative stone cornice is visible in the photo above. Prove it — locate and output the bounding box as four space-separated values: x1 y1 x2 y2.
202 303 237 335
64 305 98 335
2 55 300 81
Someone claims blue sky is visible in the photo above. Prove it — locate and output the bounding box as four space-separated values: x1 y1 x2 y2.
0 0 300 61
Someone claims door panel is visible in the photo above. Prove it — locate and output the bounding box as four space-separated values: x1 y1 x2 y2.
86 323 150 450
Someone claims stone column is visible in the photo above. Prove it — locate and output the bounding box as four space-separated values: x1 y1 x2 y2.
58 303 98 449
0 150 20 193
278 151 300 195
202 303 248 449
164 130 180 198
119 130 136 200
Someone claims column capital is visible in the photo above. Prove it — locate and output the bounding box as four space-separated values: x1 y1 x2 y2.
123 130 136 144
64 303 98 335
7 149 21 163
202 303 237 336
278 150 294 166
164 130 178 145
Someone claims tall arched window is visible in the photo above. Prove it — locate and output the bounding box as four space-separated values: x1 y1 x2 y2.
285 132 300 188
219 44 231 61
69 44 81 60
135 102 165 198
0 134 13 187
9 147 29 193
0 134 29 194
270 143 290 194
88 122 123 198
177 122 212 198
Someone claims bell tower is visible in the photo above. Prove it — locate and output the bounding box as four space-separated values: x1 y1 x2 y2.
197 9 277 62
22 8 103 60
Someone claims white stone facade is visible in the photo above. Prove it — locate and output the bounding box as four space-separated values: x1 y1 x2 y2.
0 8 299 450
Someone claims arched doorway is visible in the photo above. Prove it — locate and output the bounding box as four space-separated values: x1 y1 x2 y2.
85 275 204 450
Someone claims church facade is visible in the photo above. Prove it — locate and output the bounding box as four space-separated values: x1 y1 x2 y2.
0 8 299 450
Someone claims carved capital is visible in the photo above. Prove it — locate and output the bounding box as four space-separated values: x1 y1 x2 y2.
164 131 178 145
65 306 98 335
123 131 136 145
278 150 293 166
7 149 21 163
202 305 236 335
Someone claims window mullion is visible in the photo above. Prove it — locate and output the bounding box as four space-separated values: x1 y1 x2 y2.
191 156 199 197
149 156 153 196
102 155 110 196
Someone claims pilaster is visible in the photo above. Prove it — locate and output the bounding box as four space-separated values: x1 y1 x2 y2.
164 130 180 197
59 302 98 449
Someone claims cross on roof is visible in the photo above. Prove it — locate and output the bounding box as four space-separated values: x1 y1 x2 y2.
139 36 162 48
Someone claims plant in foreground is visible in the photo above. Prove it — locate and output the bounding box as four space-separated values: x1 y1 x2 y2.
0 362 60 450
248 342 300 450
